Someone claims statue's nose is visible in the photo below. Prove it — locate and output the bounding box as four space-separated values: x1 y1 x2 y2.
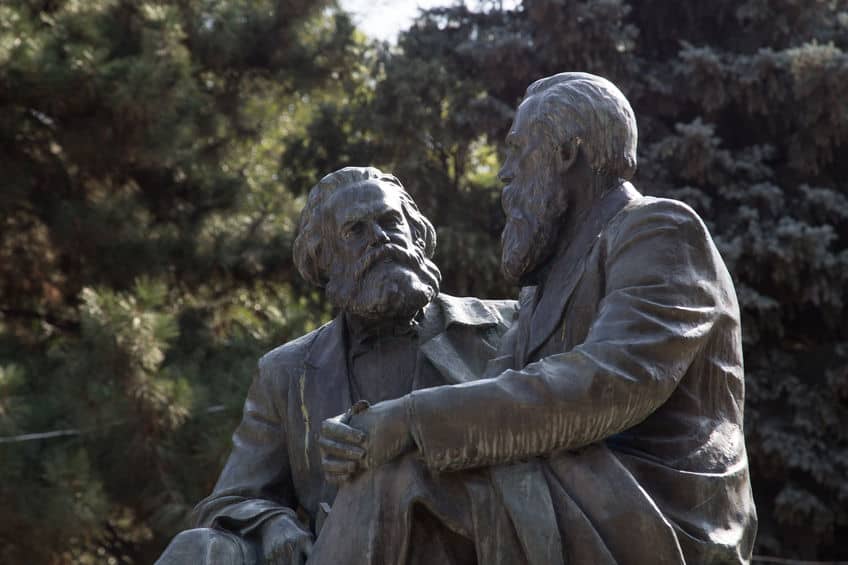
497 163 513 185
368 223 391 247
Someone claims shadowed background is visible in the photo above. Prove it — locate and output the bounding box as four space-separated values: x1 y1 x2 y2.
0 0 846 562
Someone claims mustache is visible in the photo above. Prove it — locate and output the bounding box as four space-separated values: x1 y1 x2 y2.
501 184 519 215
353 243 424 281
503 208 529 228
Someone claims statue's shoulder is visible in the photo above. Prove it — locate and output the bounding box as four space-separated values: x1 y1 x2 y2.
258 321 334 379
621 194 704 222
611 194 710 242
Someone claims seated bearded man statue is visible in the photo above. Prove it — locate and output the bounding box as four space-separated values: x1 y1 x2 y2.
317 73 758 565
155 167 517 565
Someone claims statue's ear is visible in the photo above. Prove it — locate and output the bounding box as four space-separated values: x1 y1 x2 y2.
559 137 581 172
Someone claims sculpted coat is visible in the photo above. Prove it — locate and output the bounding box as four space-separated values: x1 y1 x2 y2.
403 184 758 564
191 293 517 545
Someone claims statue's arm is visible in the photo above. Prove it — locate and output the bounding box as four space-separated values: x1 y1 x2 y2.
407 199 732 471
191 357 300 535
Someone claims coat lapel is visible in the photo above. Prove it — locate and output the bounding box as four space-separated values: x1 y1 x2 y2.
302 318 352 469
420 333 483 384
514 286 538 368
525 183 639 361
419 294 501 385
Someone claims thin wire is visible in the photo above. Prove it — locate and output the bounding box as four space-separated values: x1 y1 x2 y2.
0 405 227 444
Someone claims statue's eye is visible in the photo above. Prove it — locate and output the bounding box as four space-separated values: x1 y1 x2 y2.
342 221 363 240
380 212 404 230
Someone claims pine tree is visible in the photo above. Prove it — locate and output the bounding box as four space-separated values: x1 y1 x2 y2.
0 1 358 562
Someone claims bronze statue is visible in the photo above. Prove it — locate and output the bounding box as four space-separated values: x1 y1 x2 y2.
318 73 757 564
159 71 757 564
156 167 516 564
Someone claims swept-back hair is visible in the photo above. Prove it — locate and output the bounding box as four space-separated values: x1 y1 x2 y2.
293 166 437 287
525 72 638 180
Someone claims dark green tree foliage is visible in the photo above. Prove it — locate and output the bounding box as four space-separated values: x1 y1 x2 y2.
0 1 355 562
290 0 848 559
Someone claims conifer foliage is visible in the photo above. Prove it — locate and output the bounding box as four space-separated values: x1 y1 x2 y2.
0 1 353 562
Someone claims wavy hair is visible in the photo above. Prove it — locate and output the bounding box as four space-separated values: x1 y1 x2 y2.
525 72 638 180
293 167 437 287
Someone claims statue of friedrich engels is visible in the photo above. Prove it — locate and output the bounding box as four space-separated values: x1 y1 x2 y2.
159 71 757 565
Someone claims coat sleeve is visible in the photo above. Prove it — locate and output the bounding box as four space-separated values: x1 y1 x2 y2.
191 355 301 535
407 199 731 472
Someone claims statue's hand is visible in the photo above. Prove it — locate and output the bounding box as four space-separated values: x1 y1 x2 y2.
319 405 367 485
259 514 313 565
350 397 415 469
320 397 415 484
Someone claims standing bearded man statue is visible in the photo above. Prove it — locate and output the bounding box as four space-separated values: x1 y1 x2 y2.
321 72 758 564
156 167 517 564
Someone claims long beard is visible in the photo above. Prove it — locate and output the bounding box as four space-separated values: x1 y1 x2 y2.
326 244 442 320
501 163 564 285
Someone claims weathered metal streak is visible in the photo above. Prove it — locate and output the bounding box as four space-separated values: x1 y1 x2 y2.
299 371 310 470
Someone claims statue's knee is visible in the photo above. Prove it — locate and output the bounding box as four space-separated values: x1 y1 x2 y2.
156 528 251 565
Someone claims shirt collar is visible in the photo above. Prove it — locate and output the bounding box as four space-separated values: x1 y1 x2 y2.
435 293 502 328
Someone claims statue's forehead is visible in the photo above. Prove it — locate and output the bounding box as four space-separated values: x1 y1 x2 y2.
510 95 543 138
328 181 403 224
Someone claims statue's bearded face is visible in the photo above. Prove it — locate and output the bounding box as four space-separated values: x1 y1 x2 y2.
499 98 567 284
324 182 441 320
